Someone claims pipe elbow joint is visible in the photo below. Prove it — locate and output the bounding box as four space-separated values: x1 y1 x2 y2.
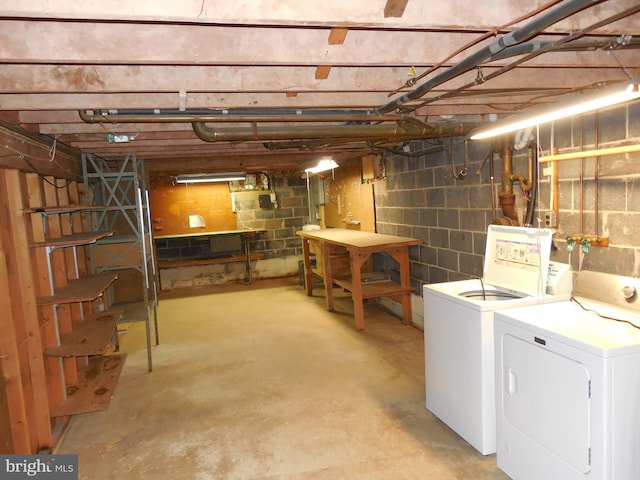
192 122 220 142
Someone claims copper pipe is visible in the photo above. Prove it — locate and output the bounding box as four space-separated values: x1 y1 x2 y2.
510 146 534 194
594 111 600 238
579 115 585 234
489 150 497 221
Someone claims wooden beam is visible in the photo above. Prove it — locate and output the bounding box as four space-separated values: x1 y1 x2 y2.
315 65 332 80
0 231 30 453
0 123 81 178
25 173 66 430
0 169 53 452
384 0 409 17
328 27 348 45
0 1 637 33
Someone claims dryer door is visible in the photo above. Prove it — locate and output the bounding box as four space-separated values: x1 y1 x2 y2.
502 334 591 473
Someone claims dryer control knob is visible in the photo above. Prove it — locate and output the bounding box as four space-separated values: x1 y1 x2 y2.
621 285 637 301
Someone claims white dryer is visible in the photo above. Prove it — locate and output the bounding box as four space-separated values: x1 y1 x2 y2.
494 271 640 480
423 225 570 455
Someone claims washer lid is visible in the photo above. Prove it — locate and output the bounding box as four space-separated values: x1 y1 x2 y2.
483 225 553 297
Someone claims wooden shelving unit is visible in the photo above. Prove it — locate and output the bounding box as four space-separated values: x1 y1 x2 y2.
27 203 127 420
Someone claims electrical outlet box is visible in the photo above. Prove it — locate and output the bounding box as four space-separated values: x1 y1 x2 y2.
259 194 273 209
544 211 557 227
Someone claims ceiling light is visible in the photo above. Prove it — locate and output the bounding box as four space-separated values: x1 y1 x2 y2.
175 173 245 183
304 158 339 174
470 79 640 140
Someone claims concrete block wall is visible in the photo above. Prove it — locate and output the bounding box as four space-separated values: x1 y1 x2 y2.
234 174 309 261
375 102 640 292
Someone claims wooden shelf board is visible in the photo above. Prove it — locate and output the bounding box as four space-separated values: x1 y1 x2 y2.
45 310 123 357
110 301 154 323
332 276 414 299
50 354 126 417
37 271 119 305
94 233 139 245
158 253 265 269
32 231 114 248
25 205 107 214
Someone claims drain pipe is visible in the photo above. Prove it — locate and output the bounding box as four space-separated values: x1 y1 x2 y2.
494 137 537 226
494 139 519 226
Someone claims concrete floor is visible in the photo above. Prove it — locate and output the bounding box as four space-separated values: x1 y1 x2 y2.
58 277 509 480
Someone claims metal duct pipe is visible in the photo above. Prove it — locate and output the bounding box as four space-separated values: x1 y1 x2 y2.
376 0 603 114
262 127 472 150
192 120 472 143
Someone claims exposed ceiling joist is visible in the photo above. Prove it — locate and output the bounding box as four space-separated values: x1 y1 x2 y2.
0 0 638 176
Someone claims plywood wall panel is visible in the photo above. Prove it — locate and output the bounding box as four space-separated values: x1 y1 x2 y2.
150 178 237 236
322 158 375 232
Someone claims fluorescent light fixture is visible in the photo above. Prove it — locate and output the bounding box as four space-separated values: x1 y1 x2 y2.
304 158 339 174
470 79 640 140
175 173 245 183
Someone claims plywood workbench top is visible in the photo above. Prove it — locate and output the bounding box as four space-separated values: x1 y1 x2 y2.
296 228 421 250
155 229 265 240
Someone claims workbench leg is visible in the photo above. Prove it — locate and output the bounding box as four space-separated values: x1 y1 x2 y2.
244 235 253 285
401 293 412 325
301 239 313 296
321 242 334 311
350 251 368 331
390 247 413 325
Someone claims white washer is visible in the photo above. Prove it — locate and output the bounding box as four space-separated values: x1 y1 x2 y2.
494 271 640 480
423 225 569 455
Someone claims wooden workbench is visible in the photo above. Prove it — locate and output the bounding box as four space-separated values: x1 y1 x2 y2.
297 228 421 331
155 229 265 285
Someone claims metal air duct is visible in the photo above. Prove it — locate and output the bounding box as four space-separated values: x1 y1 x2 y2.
192 119 473 143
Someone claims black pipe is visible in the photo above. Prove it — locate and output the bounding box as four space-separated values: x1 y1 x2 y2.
375 0 604 114
81 107 376 118
524 144 538 227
